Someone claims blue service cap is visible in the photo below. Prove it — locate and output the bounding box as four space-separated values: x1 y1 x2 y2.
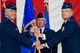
6 2 16 10
62 2 72 9
37 12 44 18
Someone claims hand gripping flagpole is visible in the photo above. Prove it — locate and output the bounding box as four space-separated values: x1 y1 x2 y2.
31 20 41 53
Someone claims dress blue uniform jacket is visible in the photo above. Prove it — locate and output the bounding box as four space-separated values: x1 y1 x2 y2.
47 16 80 53
0 23 1 52
0 17 33 53
37 28 57 53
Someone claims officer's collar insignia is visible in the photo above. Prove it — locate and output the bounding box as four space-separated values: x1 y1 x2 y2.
45 30 47 32
68 19 71 21
16 28 18 30
6 18 9 20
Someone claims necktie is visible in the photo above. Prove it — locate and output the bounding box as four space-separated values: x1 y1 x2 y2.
40 29 42 34
62 22 66 27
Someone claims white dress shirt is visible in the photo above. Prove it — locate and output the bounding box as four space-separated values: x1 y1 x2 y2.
38 27 46 40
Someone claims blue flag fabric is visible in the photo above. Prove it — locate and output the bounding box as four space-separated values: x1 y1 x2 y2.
21 0 36 53
2 4 6 22
45 6 50 28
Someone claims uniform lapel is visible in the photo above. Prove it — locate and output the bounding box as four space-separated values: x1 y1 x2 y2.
43 27 47 34
5 17 18 31
61 22 65 32
61 16 74 32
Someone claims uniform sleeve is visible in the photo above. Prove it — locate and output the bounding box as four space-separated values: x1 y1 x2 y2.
46 30 55 41
21 31 32 39
47 21 78 48
3 22 33 48
0 23 1 32
0 23 1 47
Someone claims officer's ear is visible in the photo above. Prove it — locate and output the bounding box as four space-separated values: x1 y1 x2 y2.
70 9 73 15
71 10 73 15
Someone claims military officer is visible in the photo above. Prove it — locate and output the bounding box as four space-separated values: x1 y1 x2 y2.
36 2 80 53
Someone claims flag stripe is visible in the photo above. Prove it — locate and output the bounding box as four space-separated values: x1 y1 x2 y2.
32 0 44 17
0 0 1 22
49 0 64 32
17 0 25 32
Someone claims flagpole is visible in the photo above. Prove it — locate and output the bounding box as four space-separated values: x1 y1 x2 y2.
33 27 41 53
36 37 41 53
2 0 6 9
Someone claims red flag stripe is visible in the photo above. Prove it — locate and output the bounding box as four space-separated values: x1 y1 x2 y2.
32 0 44 17
0 0 1 22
